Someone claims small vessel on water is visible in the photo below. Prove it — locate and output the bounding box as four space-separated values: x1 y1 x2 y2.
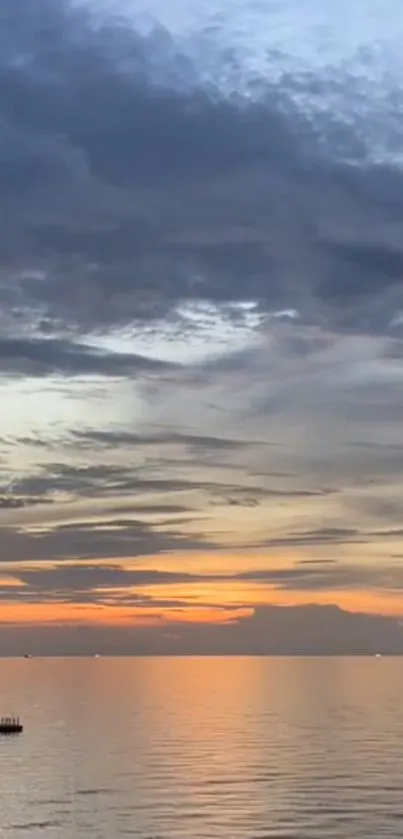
0 716 23 734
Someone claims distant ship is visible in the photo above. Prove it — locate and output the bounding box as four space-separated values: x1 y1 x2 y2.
0 716 23 734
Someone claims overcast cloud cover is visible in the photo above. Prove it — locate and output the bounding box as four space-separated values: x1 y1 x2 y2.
1 0 403 653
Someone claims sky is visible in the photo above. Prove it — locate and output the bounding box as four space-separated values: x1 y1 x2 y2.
1 0 403 654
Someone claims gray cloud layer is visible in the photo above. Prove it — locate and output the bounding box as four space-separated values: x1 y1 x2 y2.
2 557 403 604
0 337 178 377
1 0 403 350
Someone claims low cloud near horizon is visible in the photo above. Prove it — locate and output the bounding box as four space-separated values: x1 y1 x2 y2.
1 0 403 653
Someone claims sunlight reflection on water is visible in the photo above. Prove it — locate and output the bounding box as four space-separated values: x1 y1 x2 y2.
1 656 403 838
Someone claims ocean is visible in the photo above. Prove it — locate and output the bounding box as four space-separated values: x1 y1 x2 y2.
1 656 403 838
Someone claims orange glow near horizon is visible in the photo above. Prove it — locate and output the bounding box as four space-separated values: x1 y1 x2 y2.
0 586 402 627
0 600 253 627
1 552 403 627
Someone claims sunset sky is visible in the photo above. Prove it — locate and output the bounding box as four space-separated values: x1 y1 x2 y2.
1 0 403 654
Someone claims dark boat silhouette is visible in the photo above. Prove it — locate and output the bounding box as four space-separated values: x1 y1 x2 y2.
0 716 23 734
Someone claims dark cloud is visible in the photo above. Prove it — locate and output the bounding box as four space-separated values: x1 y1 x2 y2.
0 494 53 509
254 525 403 550
256 527 365 547
0 563 208 605
0 337 176 378
19 564 203 591
71 428 261 451
0 516 217 563
371 528 403 539
296 558 338 565
15 464 207 498
13 461 324 506
234 563 403 592
222 604 403 656
0 603 402 655
109 502 193 516
318 240 403 304
0 0 402 342
4 553 403 604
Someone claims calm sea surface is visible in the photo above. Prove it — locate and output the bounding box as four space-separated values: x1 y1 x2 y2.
1 657 403 838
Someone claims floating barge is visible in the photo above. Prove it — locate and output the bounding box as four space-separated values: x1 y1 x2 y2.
0 716 23 734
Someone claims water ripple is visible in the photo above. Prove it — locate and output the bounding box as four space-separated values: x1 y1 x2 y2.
1 657 403 839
